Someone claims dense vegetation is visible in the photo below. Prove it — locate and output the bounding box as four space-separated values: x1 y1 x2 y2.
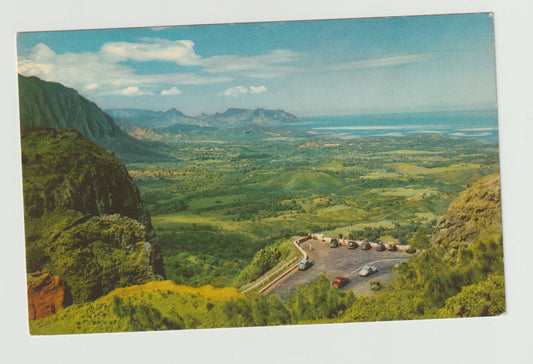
21 127 151 224
22 127 165 304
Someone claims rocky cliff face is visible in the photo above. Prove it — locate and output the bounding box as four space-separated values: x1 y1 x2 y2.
432 174 502 248
45 214 165 303
21 127 151 227
22 127 165 304
27 271 72 320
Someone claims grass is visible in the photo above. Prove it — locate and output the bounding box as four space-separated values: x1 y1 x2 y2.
369 187 439 200
323 220 396 237
153 212 254 231
187 194 248 210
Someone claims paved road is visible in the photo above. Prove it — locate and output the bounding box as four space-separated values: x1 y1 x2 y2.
263 238 412 299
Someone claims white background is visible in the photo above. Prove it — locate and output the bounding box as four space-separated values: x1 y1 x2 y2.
1 1 532 363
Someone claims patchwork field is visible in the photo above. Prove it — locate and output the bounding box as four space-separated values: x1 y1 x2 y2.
128 131 500 288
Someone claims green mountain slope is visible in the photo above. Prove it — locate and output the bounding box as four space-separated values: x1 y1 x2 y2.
22 127 165 303
18 74 171 162
18 75 124 139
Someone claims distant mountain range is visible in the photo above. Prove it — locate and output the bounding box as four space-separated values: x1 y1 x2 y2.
18 74 298 158
106 107 298 129
18 74 171 162
106 108 203 128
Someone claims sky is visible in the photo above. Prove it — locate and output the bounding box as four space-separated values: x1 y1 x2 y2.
17 13 497 117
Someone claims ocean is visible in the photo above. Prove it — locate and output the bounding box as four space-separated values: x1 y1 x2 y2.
292 110 499 143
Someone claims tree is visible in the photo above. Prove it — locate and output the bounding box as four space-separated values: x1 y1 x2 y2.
440 275 505 317
408 228 430 249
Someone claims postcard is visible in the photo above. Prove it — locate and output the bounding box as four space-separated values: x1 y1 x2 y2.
17 13 504 335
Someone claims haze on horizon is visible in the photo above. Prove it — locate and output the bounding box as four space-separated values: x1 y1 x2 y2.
17 13 497 117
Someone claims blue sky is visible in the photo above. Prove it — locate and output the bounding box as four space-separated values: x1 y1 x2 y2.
17 13 497 116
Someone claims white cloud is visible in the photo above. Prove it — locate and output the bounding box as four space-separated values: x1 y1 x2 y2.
320 53 436 72
84 83 99 91
101 38 200 66
161 86 182 96
223 85 268 96
119 86 140 96
17 42 230 99
223 86 249 97
201 49 301 76
250 85 267 94
115 86 153 96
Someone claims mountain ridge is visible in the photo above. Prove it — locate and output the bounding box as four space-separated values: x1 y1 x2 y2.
106 106 298 129
18 74 171 162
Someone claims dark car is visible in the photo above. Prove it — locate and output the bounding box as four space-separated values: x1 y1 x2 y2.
298 258 313 271
376 242 386 251
332 276 350 288
329 238 339 248
347 240 358 249
360 241 371 250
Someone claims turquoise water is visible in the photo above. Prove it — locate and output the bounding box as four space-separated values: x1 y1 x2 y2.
292 110 499 143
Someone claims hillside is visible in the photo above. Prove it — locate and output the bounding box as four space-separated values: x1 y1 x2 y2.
431 173 502 248
21 127 152 224
18 74 171 162
22 127 165 305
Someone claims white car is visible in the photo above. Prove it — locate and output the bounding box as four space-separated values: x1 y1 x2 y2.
298 258 313 271
359 265 378 277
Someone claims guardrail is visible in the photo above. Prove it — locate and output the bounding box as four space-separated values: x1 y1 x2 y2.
311 234 415 252
240 237 310 294
240 256 301 294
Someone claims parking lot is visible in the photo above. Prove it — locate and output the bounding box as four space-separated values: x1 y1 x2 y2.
263 238 411 298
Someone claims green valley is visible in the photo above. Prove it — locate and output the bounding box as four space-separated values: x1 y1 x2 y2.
127 130 500 288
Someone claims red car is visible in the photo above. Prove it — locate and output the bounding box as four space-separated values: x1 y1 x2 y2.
331 276 350 288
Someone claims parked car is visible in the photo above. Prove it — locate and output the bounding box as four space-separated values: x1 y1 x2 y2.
329 238 339 248
386 242 397 251
298 258 313 271
376 242 386 251
359 265 378 277
406 245 417 254
360 241 371 250
347 240 358 249
331 276 350 288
